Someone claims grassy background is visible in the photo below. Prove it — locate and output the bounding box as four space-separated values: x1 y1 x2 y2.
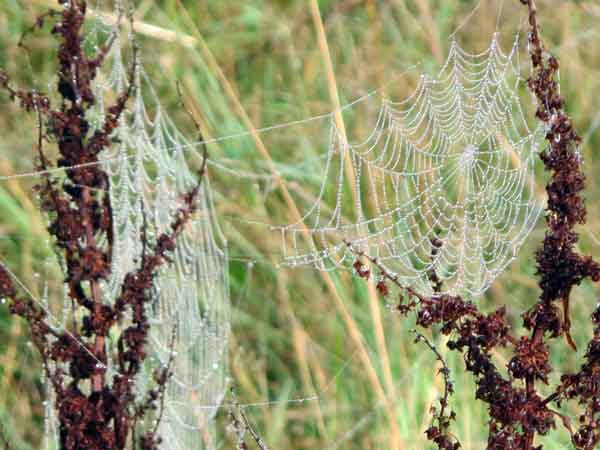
1 0 600 449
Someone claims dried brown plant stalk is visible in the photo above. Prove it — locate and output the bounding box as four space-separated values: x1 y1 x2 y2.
347 1 600 449
411 330 459 450
226 389 271 450
0 1 205 450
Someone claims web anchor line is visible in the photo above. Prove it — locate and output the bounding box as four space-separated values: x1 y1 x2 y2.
0 63 420 184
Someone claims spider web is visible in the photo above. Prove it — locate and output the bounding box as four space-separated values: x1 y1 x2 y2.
272 33 544 298
43 3 231 449
29 5 545 448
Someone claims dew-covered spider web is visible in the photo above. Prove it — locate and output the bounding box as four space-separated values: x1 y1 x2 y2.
23 4 547 447
43 2 231 449
271 32 544 298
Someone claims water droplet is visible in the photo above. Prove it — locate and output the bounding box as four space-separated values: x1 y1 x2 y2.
459 144 477 172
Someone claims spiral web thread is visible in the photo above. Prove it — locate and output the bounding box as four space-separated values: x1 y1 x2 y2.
273 32 544 298
42 3 231 449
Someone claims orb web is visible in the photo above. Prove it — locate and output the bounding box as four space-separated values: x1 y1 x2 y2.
274 33 544 298
44 3 231 449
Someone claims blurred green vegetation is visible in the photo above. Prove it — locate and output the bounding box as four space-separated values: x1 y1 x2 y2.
1 1 600 449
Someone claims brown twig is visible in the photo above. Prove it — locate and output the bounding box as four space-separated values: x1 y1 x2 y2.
343 239 429 304
227 389 271 450
176 81 209 177
151 325 177 437
411 329 459 450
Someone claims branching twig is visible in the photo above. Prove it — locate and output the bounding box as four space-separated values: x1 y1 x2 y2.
150 325 177 437
411 329 459 450
176 81 209 178
344 239 428 304
227 389 271 450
